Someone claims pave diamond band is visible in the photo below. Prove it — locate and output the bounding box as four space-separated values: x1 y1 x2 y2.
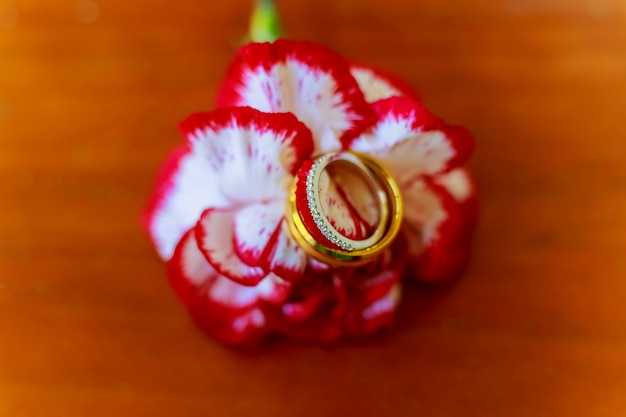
303 152 389 252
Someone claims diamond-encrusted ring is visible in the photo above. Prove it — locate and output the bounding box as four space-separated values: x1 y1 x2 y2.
286 151 403 266
300 152 389 252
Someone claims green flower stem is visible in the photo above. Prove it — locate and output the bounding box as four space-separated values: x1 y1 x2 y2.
249 0 281 42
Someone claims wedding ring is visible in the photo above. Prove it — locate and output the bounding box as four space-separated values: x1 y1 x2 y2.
286 151 403 266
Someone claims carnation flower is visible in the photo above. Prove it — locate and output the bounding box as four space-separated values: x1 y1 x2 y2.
143 39 475 345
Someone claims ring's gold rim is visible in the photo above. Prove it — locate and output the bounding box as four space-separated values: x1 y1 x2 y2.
286 151 403 267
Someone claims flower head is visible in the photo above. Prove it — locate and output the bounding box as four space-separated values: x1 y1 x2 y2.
144 40 476 345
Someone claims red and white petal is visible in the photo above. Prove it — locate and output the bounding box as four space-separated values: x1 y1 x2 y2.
435 167 478 209
349 97 473 182
279 272 345 323
217 40 377 153
167 230 270 346
197 205 307 285
280 290 333 323
167 228 218 305
345 280 402 337
196 208 266 286
434 167 479 251
233 201 307 281
143 146 230 260
232 201 284 266
270 265 403 342
265 222 308 281
179 107 314 205
256 273 293 305
269 276 346 343
402 175 476 283
350 63 419 103
350 267 401 307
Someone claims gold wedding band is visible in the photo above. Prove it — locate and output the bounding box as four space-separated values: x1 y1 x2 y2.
286 151 403 266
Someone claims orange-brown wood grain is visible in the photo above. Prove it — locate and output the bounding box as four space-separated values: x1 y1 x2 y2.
1 0 626 415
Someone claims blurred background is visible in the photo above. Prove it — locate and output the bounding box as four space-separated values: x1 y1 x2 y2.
1 0 626 416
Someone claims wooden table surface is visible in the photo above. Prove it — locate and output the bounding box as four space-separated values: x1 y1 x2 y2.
1 0 626 415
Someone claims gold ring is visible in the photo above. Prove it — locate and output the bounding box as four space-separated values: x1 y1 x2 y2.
286 151 403 266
